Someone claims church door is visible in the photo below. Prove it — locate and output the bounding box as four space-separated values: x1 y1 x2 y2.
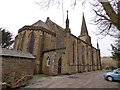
58 58 62 74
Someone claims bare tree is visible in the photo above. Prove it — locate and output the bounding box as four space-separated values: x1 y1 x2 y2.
35 0 61 9
89 0 120 37
35 0 120 37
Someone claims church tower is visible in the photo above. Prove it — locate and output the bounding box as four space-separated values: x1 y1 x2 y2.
78 14 91 45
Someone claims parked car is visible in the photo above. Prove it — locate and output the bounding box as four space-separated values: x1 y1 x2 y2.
104 68 120 81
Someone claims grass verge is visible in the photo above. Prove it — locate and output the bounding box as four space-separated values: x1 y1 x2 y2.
33 74 49 79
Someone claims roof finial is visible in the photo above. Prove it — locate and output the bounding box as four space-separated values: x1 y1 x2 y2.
47 17 50 20
67 10 68 17
97 39 99 49
65 10 70 32
66 10 69 28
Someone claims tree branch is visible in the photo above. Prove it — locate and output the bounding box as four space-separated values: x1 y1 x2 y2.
98 0 119 30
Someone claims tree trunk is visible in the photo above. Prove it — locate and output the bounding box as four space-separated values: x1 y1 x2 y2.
118 1 120 30
99 0 120 30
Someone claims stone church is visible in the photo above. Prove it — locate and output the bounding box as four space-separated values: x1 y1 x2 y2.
13 12 101 75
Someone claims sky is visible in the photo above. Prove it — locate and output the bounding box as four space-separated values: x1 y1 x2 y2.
0 0 115 57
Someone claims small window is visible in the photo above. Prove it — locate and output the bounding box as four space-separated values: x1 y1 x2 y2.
47 56 50 66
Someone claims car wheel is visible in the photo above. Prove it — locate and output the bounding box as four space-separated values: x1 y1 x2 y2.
107 76 114 81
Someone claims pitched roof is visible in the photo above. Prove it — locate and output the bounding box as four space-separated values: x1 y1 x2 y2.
32 20 49 30
80 14 89 36
0 48 35 59
18 26 56 37
45 17 65 33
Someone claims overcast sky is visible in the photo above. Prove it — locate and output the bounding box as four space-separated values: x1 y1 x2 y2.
0 0 115 57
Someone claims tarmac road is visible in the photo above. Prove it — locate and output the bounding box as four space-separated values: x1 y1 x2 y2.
24 70 120 88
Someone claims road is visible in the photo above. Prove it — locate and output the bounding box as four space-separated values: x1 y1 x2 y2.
24 70 119 88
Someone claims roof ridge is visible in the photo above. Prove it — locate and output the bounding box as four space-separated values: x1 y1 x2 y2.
45 18 65 30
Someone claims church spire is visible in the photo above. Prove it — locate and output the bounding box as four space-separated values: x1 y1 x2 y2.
78 13 91 45
65 10 70 32
80 14 89 36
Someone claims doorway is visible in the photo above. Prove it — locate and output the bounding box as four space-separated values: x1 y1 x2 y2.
58 58 62 74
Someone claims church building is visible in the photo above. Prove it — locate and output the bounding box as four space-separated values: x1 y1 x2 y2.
13 11 102 75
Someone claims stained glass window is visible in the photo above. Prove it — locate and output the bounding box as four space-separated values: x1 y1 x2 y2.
82 46 85 65
28 33 35 53
73 42 75 64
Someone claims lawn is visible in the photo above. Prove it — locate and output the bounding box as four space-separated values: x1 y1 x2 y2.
33 74 49 79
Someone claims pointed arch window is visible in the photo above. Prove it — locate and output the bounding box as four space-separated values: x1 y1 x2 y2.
73 42 75 64
82 45 85 65
86 47 88 64
97 51 99 68
89 49 91 65
47 56 50 66
92 50 94 65
28 33 35 54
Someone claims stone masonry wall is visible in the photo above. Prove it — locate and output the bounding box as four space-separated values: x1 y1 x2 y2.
1 57 35 84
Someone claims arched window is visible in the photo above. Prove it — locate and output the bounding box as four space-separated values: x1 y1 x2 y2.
28 33 35 53
92 50 94 65
82 45 85 65
73 41 75 64
47 56 50 66
86 47 88 64
97 51 99 69
89 49 91 65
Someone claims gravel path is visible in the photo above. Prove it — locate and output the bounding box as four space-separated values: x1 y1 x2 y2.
24 70 120 88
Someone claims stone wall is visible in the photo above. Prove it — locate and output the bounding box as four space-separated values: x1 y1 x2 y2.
42 49 66 75
13 29 56 74
64 33 101 74
45 18 66 49
1 56 35 84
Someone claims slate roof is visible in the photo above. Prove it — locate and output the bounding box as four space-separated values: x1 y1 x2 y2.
0 48 35 59
32 20 49 30
18 26 56 37
18 17 64 37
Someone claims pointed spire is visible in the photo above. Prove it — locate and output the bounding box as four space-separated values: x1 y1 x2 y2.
97 39 99 49
80 14 89 36
66 10 69 29
65 10 70 32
